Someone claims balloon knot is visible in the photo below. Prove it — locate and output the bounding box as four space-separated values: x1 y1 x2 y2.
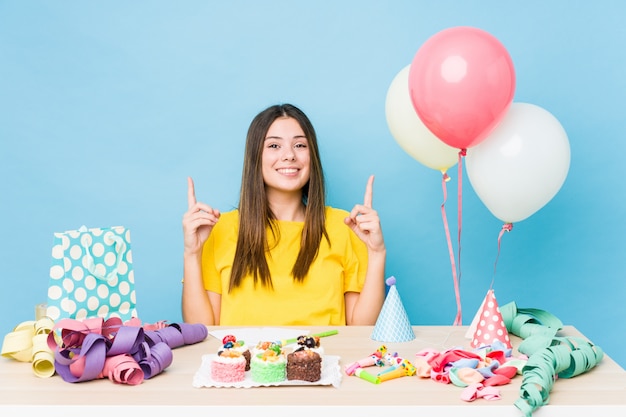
442 173 451 182
502 223 513 232
459 148 467 157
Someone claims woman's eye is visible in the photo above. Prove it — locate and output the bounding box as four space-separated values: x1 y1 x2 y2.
295 143 307 148
267 143 279 149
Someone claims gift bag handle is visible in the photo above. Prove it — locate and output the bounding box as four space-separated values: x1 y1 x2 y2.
82 231 127 282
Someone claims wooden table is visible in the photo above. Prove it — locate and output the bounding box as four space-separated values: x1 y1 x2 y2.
1 325 624 416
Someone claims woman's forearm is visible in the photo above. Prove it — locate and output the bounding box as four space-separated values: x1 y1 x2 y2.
181 252 216 325
348 249 386 325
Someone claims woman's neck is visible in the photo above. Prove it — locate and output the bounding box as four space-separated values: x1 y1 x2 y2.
268 193 306 222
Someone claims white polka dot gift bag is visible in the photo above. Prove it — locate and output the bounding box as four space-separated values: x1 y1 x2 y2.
46 225 138 322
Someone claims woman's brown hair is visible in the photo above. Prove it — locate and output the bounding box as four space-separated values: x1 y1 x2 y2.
229 104 328 291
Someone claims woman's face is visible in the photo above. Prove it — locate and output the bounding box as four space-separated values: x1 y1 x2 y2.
262 116 311 197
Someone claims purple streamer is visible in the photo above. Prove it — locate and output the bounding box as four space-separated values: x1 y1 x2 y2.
52 321 207 384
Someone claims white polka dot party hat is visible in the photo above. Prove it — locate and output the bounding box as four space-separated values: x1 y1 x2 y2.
371 276 415 342
468 289 512 349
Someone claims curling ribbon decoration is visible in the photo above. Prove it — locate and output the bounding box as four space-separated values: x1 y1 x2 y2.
41 316 208 384
31 317 56 377
499 302 604 417
1 317 56 378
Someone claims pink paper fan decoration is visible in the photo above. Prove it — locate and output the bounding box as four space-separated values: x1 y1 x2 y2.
470 290 512 349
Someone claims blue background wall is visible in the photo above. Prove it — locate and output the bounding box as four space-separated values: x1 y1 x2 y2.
1 1 624 368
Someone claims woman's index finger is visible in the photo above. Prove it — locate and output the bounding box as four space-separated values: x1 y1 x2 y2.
187 176 197 208
364 175 374 208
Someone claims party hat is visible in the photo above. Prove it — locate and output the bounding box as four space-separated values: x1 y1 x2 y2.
469 289 512 349
465 296 486 339
371 276 415 342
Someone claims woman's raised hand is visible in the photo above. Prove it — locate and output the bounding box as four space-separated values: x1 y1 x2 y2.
182 177 221 255
345 175 385 253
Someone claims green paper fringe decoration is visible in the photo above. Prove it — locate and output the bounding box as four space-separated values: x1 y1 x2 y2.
500 302 604 416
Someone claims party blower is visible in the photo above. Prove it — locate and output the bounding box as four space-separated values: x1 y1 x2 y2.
277 330 338 347
344 345 387 376
377 358 417 382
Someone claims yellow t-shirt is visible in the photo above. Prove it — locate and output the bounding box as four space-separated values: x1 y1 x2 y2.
201 207 368 326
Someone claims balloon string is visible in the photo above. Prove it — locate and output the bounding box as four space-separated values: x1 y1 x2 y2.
491 223 513 289
440 171 462 326
455 149 466 325
457 149 465 286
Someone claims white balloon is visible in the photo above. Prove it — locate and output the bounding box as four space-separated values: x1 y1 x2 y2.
465 102 570 223
385 65 459 172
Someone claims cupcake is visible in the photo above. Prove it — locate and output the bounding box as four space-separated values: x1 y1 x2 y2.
222 334 251 371
210 349 246 383
250 341 286 383
287 349 322 382
287 335 323 382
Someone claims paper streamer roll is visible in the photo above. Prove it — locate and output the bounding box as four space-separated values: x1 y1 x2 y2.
1 318 56 378
32 333 55 378
500 301 604 417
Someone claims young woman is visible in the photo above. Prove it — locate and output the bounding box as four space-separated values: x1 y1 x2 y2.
182 103 386 326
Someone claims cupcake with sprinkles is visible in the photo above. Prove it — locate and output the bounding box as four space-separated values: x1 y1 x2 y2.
250 341 286 384
222 334 251 371
287 335 323 382
210 336 247 383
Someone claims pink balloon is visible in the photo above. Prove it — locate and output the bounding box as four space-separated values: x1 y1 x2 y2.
408 27 516 150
